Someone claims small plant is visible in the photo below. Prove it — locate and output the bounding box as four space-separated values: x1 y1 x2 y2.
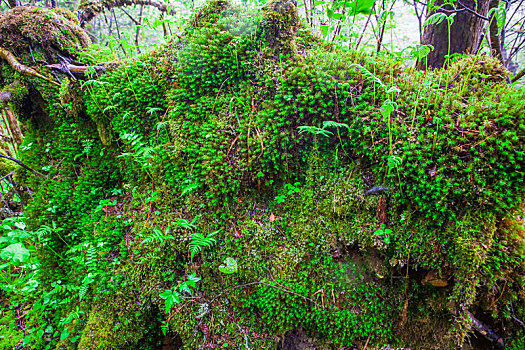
160 273 201 314
274 182 301 203
189 229 220 262
374 224 392 245
219 257 238 274
140 225 173 247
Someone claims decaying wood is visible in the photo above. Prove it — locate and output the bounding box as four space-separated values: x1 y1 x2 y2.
45 63 105 80
466 310 504 349
78 0 175 27
3 108 23 145
0 47 60 86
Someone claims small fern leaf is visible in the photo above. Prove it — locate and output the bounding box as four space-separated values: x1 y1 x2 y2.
349 64 385 89
189 229 220 262
322 121 350 131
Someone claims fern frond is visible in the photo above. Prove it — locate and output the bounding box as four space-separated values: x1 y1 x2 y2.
322 121 350 131
86 244 97 271
140 226 173 247
181 182 201 197
349 63 386 89
297 125 333 137
189 229 220 262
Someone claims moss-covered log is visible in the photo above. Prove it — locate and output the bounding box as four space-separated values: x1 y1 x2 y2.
0 1 524 349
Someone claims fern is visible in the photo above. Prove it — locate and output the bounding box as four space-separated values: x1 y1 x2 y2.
140 226 173 247
85 244 98 271
189 229 220 262
322 121 350 131
349 63 386 89
175 215 199 230
181 180 201 197
79 272 95 301
297 125 333 137
488 1 507 35
422 12 447 29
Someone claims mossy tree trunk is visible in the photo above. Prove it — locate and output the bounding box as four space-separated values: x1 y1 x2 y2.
418 0 490 69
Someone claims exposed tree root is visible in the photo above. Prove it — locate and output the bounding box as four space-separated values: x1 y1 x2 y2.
0 47 60 86
3 108 23 145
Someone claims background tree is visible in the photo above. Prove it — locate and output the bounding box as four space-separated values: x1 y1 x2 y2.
418 0 491 69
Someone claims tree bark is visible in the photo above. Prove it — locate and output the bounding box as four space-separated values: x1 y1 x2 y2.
418 0 490 69
488 0 502 61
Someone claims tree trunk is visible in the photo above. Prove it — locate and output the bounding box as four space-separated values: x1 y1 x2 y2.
488 0 502 62
418 0 490 69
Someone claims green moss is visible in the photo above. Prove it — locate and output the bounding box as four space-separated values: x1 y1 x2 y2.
261 0 299 57
0 6 89 63
78 295 156 350
0 309 24 349
0 0 523 349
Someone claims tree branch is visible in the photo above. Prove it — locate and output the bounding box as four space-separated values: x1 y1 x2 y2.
511 67 525 82
0 154 47 178
0 47 60 87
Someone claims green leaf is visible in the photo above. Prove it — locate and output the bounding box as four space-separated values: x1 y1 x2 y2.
377 10 393 28
219 257 238 274
320 25 329 38
422 13 447 29
60 327 69 341
179 283 192 294
160 289 180 314
346 0 375 15
186 273 201 287
380 99 396 122
0 243 30 263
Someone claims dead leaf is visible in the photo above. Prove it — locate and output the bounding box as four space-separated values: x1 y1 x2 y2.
269 213 275 222
422 270 448 287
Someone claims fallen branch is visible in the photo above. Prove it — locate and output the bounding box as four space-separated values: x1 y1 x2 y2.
0 47 60 87
0 154 47 178
45 63 105 80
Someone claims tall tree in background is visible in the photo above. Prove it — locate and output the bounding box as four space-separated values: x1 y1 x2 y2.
419 0 491 69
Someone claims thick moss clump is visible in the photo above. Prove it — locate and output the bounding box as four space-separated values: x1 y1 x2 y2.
0 6 89 63
0 1 524 349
